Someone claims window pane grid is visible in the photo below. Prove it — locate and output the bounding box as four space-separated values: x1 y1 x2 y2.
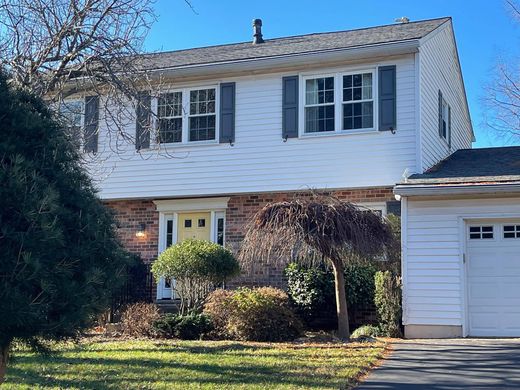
469 226 494 239
189 88 216 141
304 76 335 133
342 73 374 131
504 225 520 238
158 92 182 143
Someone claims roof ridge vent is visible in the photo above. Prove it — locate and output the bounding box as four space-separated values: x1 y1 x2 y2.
395 16 410 23
252 19 264 44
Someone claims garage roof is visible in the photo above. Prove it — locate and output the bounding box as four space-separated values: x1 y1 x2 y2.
406 147 520 185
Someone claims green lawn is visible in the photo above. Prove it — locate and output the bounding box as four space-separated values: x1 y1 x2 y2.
4 338 386 389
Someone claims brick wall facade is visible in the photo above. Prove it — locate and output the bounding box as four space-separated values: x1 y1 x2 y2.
105 186 395 294
225 187 394 288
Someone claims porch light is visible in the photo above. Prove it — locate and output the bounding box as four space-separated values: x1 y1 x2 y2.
135 223 146 238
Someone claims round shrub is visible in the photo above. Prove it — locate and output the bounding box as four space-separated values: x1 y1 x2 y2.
351 324 382 339
153 313 213 340
151 239 240 313
204 287 304 342
120 302 160 337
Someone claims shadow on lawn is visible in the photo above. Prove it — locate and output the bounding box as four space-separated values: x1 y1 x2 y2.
6 343 372 389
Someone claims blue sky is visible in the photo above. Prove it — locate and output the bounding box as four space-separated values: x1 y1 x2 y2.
144 0 520 148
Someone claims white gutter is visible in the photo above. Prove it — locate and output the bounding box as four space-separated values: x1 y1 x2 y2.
149 40 420 79
394 182 520 197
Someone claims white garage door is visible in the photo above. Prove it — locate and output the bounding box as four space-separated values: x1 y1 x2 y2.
467 221 520 337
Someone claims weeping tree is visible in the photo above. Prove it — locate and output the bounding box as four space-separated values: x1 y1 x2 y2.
239 195 395 339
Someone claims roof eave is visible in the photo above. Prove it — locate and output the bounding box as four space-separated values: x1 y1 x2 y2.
148 39 421 80
394 182 520 197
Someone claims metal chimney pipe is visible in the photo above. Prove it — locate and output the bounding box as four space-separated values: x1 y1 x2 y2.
252 19 264 44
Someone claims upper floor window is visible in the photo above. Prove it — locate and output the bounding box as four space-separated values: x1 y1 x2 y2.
59 100 84 141
343 73 374 130
156 86 217 144
189 88 216 142
438 90 451 144
304 76 335 133
302 70 376 135
158 92 183 143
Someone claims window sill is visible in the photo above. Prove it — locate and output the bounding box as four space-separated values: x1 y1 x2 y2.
139 140 221 152
298 128 380 139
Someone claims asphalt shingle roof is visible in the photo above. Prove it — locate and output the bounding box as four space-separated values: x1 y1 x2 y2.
405 147 520 185
137 17 450 71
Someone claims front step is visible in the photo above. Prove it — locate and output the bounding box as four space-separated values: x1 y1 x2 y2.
156 299 180 313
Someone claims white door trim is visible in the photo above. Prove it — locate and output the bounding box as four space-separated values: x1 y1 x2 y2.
155 198 229 300
154 197 230 212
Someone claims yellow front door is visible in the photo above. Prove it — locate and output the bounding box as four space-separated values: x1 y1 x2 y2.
177 212 211 242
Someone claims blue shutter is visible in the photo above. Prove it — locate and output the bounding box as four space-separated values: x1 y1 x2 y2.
136 92 151 150
378 66 396 132
282 76 299 139
84 95 99 153
219 82 236 144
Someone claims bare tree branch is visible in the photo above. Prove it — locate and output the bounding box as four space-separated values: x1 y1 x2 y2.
0 0 191 165
484 1 520 140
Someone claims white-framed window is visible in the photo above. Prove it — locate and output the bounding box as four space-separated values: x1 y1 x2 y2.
301 69 377 135
469 225 494 240
439 93 451 142
503 225 520 239
155 86 218 145
157 91 183 144
188 88 216 142
304 76 335 133
59 100 84 141
342 72 374 130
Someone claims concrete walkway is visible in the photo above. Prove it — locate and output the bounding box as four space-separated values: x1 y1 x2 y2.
357 339 520 389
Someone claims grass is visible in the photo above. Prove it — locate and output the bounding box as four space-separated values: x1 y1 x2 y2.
4 338 386 389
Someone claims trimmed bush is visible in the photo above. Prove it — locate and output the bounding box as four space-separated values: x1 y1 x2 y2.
285 263 377 328
153 313 213 340
374 271 402 337
120 302 160 337
204 287 304 342
351 324 382 339
151 239 240 313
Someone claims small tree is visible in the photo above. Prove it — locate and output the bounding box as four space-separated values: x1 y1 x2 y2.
151 239 240 314
239 195 394 340
0 73 132 382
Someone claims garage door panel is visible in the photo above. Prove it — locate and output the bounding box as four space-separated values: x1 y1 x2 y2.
467 220 520 337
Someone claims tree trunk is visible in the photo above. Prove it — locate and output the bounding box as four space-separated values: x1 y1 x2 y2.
330 258 350 340
0 342 10 384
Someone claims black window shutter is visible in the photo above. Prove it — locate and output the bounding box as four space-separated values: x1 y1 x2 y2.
378 66 396 132
136 92 151 150
219 82 236 144
84 95 99 153
282 76 299 138
438 90 443 138
448 105 452 147
386 200 401 217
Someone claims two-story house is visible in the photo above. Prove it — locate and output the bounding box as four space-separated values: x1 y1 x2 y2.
66 17 475 337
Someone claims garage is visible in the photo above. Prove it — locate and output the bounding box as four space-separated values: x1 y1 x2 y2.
395 147 520 338
467 220 520 337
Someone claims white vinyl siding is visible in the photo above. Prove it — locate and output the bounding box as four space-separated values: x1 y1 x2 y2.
92 56 418 200
419 22 473 171
403 197 520 329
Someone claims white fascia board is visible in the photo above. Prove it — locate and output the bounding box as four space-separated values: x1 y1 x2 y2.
151 40 420 79
394 183 520 197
